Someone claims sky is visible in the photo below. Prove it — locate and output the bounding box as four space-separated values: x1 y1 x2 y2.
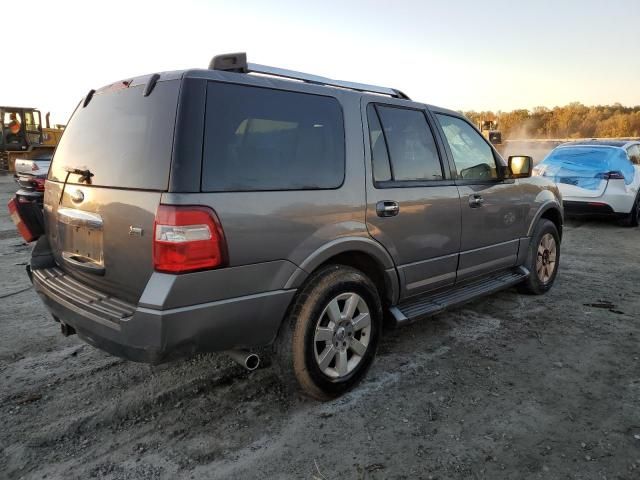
3 0 639 125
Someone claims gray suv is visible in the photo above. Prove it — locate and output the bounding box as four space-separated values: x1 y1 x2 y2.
29 53 563 400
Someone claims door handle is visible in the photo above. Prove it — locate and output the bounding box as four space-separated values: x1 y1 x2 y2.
376 200 400 217
468 194 485 208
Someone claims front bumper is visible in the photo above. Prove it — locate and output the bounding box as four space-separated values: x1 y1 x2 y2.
31 266 296 363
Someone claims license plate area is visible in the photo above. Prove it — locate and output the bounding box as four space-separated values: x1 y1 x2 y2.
57 208 104 273
61 225 104 264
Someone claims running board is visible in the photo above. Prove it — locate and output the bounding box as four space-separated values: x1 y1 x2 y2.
389 266 529 326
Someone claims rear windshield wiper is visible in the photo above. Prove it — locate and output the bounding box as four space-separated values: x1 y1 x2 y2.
58 167 94 205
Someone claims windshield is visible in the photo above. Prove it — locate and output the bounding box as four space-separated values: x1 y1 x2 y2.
537 146 634 188
49 80 180 190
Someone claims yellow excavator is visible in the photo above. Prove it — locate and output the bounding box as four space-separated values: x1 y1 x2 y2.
477 120 502 146
1 106 65 172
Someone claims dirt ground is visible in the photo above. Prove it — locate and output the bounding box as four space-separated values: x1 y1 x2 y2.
1 172 639 480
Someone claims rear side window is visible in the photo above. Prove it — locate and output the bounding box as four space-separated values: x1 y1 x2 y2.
368 104 443 183
366 105 391 182
50 81 180 190
202 83 345 191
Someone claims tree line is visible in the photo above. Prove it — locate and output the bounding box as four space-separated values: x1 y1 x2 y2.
464 103 640 140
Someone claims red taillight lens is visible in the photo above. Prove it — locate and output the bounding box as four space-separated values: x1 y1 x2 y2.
7 198 38 243
153 205 227 274
34 178 45 192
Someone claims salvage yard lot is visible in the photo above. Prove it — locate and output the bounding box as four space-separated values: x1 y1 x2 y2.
0 172 639 480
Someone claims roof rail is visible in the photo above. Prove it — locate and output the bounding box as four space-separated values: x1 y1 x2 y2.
208 52 410 100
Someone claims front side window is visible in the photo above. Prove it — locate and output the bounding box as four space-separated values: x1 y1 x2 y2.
202 83 345 192
436 114 497 181
368 104 443 183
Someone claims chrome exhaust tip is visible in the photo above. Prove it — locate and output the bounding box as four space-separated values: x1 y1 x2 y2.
225 350 260 371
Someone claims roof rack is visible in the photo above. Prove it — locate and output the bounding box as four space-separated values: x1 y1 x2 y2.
208 52 410 100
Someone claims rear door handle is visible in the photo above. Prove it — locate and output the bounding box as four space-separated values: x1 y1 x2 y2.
468 194 485 208
376 200 400 217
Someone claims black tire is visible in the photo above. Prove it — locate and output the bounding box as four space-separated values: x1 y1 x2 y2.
518 219 561 295
620 195 640 227
274 265 382 401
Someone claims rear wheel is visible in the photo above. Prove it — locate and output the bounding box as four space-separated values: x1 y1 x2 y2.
274 265 382 401
519 219 560 295
620 195 640 227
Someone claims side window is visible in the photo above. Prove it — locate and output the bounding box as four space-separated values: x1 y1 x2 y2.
366 105 391 182
627 145 640 165
436 114 498 180
202 83 345 192
369 104 443 183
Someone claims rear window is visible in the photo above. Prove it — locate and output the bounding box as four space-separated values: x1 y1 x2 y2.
49 81 180 190
202 83 345 192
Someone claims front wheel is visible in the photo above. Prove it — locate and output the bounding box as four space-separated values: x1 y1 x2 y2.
274 265 382 401
519 219 561 295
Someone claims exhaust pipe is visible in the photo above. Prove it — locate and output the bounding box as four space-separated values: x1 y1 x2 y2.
60 322 76 337
225 350 260 371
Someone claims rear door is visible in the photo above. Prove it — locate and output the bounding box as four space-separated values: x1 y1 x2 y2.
432 112 524 281
363 99 461 299
44 78 180 304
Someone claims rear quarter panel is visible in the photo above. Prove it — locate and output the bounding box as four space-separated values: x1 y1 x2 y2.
162 86 369 275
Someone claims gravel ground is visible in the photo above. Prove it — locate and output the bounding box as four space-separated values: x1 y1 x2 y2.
1 172 639 480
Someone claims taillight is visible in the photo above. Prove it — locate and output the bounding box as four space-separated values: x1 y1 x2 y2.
34 178 45 192
153 205 227 274
605 171 625 180
7 198 38 243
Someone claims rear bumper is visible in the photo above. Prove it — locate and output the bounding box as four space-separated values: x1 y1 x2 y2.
31 266 296 363
15 188 44 204
561 181 636 215
563 200 616 216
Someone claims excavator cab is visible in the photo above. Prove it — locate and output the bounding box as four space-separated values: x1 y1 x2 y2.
478 119 502 146
1 107 43 150
1 106 60 171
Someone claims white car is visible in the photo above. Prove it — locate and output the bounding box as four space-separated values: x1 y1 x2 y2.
14 154 52 176
533 140 640 226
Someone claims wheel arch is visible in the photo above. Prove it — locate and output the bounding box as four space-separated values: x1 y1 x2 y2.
284 237 400 306
528 202 563 240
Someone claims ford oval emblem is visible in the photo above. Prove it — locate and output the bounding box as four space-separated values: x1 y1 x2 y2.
71 190 84 203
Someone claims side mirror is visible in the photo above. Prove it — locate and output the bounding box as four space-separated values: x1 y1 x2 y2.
508 155 533 178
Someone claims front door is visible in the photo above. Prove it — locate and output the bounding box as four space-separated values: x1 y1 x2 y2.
432 112 524 281
363 99 461 299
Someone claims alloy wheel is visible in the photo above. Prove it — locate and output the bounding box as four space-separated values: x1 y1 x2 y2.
313 292 371 379
536 233 557 284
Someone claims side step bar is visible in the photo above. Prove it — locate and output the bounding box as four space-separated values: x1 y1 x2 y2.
389 266 529 326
